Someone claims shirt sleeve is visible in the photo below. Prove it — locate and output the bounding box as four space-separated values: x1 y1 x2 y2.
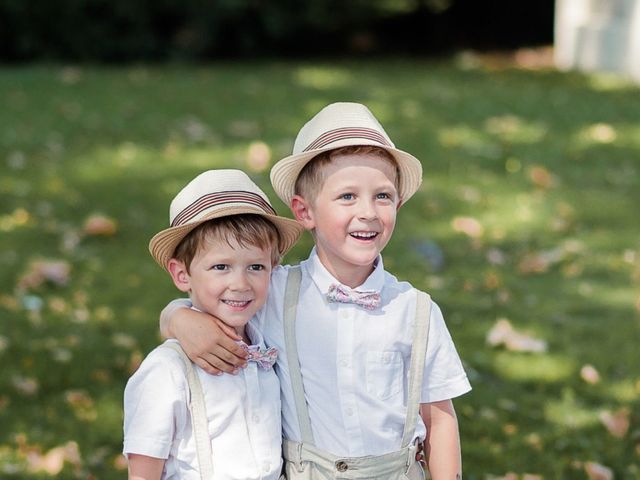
420 300 471 403
123 343 189 458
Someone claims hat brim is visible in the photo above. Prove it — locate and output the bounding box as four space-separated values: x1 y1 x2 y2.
149 205 304 270
270 140 423 206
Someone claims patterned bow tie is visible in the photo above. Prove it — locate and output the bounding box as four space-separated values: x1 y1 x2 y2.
326 283 381 311
237 341 278 370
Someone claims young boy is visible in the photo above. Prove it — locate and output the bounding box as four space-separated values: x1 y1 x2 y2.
123 169 303 480
161 103 472 479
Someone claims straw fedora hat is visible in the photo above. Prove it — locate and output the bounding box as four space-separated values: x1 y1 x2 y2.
149 169 304 270
270 102 423 206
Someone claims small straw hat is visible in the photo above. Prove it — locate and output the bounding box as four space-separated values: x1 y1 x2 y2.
149 169 304 270
270 102 423 206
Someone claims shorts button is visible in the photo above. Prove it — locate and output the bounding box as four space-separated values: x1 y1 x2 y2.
335 460 348 472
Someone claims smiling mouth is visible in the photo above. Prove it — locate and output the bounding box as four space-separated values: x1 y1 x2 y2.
350 231 378 240
222 300 252 308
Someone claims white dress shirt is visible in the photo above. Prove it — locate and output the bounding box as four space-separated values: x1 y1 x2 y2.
253 248 471 457
123 322 282 479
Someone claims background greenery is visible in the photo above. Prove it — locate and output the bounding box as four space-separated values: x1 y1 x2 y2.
0 0 554 61
0 59 638 479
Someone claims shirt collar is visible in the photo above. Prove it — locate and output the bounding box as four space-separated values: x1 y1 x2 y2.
303 246 385 295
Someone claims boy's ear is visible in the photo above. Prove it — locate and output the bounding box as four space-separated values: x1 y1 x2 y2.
167 259 191 293
290 195 315 230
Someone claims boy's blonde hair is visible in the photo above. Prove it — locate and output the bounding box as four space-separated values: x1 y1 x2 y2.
173 214 281 273
294 145 400 204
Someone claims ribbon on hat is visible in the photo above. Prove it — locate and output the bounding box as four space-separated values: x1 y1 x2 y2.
237 341 278 370
326 283 381 311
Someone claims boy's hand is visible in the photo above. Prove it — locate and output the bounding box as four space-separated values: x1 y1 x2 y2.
170 308 249 375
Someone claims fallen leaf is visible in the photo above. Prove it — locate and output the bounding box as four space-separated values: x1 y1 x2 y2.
518 248 564 274
17 260 71 291
112 332 136 349
27 441 81 475
600 408 630 438
580 364 601 385
246 141 271 172
528 165 555 189
83 214 117 236
584 461 613 480
452 216 484 238
11 375 39 395
486 318 547 353
65 390 97 422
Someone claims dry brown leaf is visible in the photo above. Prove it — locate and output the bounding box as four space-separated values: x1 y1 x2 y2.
580 364 601 385
27 441 81 475
584 461 613 480
599 408 630 438
11 375 39 395
528 165 555 189
17 259 71 291
246 141 271 172
451 216 484 238
486 318 547 353
83 214 118 236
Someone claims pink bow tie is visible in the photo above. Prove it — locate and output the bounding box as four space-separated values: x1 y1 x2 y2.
326 284 381 310
237 342 278 370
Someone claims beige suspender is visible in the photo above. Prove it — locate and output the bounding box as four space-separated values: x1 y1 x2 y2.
283 266 315 444
283 266 432 449
401 290 431 447
162 342 214 480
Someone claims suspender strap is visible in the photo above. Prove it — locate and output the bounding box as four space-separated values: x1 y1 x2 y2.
400 290 432 447
162 342 214 480
283 266 315 444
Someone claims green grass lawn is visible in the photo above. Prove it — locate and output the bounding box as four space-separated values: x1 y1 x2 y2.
1 59 638 479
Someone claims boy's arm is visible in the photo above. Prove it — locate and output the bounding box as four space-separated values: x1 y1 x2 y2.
160 299 248 375
420 399 462 480
127 453 164 480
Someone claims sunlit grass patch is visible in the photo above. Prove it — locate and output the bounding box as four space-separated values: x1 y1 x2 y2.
492 351 576 383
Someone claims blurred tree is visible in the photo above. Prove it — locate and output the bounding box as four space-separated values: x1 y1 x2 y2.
0 0 554 62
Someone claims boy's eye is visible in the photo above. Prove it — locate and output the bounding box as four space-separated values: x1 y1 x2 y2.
210 264 228 271
376 192 392 200
339 193 354 201
248 264 265 271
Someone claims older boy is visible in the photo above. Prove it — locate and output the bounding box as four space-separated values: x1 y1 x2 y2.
161 103 471 479
124 169 303 480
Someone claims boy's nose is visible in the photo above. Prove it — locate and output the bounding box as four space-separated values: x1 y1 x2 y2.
229 271 250 291
357 200 378 221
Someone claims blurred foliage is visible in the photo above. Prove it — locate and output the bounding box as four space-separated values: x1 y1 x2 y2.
0 57 639 479
0 0 554 61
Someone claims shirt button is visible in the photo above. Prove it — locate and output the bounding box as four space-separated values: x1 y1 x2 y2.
339 359 348 367
262 461 271 472
345 407 354 416
341 310 349 319
252 414 260 423
383 353 391 364
336 460 348 472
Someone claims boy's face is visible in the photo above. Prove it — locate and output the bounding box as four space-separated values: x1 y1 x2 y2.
295 153 399 286
169 237 272 335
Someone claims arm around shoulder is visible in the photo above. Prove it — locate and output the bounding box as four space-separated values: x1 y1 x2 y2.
158 298 249 375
